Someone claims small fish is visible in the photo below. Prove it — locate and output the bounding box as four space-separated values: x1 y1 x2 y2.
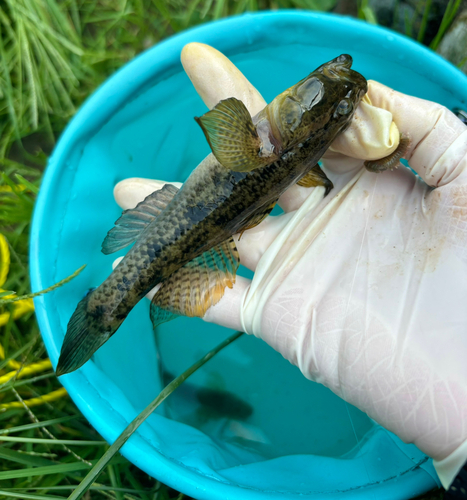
196 387 254 420
56 54 368 376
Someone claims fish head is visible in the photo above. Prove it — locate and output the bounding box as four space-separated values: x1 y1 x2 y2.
261 54 368 154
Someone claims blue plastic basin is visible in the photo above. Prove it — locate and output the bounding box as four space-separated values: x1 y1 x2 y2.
30 11 467 500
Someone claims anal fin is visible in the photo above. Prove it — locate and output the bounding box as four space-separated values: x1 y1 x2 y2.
150 237 240 329
297 164 334 196
102 184 179 255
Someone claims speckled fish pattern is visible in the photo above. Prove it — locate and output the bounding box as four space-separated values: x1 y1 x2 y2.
56 54 368 375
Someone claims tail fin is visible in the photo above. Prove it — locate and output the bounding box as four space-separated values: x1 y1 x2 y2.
56 294 112 376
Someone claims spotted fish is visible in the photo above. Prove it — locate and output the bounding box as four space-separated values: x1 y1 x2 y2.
56 54 368 375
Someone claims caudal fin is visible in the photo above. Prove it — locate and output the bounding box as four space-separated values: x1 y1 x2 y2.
56 294 111 376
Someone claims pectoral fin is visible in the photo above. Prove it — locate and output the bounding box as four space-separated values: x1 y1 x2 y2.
102 184 179 254
195 97 278 172
297 164 334 196
150 237 240 329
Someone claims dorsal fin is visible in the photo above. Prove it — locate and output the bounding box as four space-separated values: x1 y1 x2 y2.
102 184 179 255
195 97 279 172
150 237 240 329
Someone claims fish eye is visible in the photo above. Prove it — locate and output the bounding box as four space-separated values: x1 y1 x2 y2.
337 100 352 115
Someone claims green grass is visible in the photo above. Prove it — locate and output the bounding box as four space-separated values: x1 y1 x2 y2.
0 0 461 498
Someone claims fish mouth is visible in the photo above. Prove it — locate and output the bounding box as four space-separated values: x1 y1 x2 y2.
334 54 353 69
321 54 368 95
322 54 353 79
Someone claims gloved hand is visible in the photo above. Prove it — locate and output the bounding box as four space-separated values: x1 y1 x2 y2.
113 43 467 490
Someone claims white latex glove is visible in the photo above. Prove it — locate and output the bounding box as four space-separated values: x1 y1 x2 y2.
113 43 467 490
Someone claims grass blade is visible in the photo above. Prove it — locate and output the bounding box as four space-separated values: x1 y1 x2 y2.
0 446 55 467
0 415 77 434
0 456 127 480
14 174 39 194
152 0 182 31
0 491 65 500
0 21 20 140
17 18 38 128
430 0 463 49
1 485 154 494
0 436 106 445
0 372 55 393
417 0 432 42
0 336 38 371
0 265 86 304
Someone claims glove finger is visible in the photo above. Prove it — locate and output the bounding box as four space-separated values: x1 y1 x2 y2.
114 177 182 209
181 42 266 116
114 177 296 271
367 80 467 187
